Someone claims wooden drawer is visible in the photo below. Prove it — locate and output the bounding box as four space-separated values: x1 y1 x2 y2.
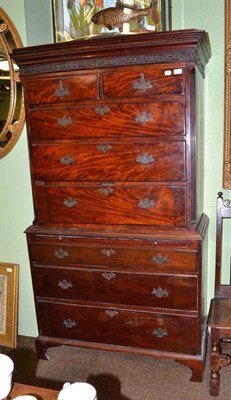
26 74 98 104
37 300 198 354
102 66 185 98
34 185 186 228
28 100 185 139
31 141 186 183
27 236 198 273
32 265 198 311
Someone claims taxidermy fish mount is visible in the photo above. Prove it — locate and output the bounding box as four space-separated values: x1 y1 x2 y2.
91 0 159 32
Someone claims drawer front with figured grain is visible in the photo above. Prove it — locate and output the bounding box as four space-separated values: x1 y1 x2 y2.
26 74 98 104
102 66 185 98
37 300 198 354
31 141 186 182
32 265 198 311
27 237 198 273
29 100 185 139
34 185 186 228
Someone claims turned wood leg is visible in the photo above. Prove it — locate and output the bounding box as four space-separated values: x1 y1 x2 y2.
210 342 221 396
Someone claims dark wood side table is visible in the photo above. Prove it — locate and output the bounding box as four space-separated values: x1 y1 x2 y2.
9 382 59 399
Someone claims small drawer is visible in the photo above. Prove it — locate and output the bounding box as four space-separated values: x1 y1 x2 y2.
31 140 186 183
29 100 185 139
37 300 198 354
27 236 198 273
102 66 185 98
32 265 198 311
26 74 98 104
34 185 186 228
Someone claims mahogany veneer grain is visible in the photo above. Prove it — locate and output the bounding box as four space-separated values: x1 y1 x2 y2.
12 29 211 382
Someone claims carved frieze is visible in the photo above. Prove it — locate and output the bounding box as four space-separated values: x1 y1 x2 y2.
20 49 204 76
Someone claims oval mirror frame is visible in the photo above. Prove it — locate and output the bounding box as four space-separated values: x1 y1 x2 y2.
0 7 25 159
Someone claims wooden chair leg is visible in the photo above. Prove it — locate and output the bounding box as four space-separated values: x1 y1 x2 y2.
210 370 220 396
210 342 221 396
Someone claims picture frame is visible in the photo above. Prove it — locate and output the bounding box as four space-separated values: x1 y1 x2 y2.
52 0 172 42
0 263 19 348
224 0 231 188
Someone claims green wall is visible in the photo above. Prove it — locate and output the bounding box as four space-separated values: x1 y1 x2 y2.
173 0 231 304
0 0 230 337
0 0 53 337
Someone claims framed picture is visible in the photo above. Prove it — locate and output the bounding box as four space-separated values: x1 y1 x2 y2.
52 0 172 42
0 263 19 348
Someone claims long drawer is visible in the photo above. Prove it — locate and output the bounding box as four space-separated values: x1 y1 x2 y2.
31 141 186 182
34 185 186 228
32 265 198 311
37 300 198 354
29 100 185 139
27 236 198 273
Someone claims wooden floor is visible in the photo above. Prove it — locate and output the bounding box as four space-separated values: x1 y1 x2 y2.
9 382 58 400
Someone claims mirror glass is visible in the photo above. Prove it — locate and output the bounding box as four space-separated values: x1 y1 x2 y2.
0 7 24 158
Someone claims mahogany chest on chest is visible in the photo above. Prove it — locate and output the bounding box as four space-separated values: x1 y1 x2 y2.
12 29 211 381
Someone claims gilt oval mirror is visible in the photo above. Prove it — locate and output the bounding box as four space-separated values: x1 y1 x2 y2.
0 7 24 158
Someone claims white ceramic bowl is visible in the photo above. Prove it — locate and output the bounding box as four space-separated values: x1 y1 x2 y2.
0 354 14 399
58 382 97 400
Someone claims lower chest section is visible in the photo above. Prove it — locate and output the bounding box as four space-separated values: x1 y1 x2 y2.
27 229 201 354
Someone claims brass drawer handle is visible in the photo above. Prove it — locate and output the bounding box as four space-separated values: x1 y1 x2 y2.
59 154 76 165
138 198 155 209
63 197 78 208
54 249 69 259
95 106 110 115
152 254 168 264
101 249 116 257
57 116 73 126
54 80 69 97
99 187 114 196
102 272 116 280
63 319 77 328
132 73 153 91
136 153 155 165
97 144 112 153
134 111 153 124
152 287 168 298
58 280 73 290
105 310 118 317
152 328 168 338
